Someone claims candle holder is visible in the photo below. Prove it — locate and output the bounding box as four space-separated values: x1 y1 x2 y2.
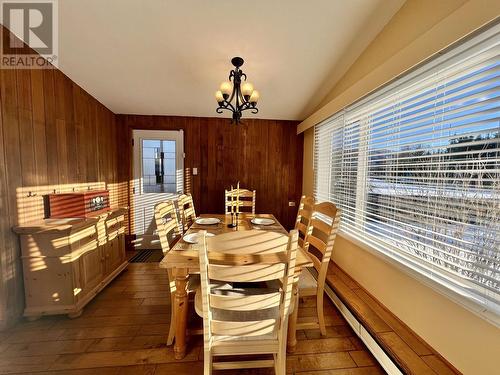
227 212 238 228
227 183 240 228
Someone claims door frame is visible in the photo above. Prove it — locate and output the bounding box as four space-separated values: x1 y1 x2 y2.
131 129 184 249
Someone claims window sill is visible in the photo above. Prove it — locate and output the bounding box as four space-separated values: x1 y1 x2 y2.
338 230 500 328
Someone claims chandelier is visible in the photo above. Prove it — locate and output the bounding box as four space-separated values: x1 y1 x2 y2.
215 57 259 124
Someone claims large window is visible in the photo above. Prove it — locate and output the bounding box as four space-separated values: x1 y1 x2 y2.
314 24 500 322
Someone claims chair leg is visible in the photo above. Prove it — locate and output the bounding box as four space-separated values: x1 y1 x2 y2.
277 340 287 374
276 316 288 375
317 290 326 337
167 295 176 345
203 349 212 375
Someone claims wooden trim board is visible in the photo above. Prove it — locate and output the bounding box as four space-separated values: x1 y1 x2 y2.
324 263 461 375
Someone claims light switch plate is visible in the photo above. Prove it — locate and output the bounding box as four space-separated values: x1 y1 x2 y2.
193 168 198 175
288 201 296 207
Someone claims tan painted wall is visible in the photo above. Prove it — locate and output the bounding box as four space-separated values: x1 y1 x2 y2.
302 128 314 196
332 235 500 374
315 0 467 111
302 0 500 373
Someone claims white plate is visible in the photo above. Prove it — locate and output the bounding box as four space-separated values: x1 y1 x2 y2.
195 217 221 225
183 232 215 244
251 217 276 226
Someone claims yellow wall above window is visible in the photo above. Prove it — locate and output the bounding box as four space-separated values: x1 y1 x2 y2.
298 0 500 134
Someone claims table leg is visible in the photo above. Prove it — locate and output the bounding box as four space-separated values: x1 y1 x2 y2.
287 279 299 353
173 268 189 360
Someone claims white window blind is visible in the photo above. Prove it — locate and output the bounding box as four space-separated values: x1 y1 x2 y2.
314 24 500 321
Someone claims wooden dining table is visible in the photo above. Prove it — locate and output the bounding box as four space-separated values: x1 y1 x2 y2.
159 213 313 360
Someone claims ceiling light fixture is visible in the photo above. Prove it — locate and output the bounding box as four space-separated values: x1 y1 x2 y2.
215 57 259 124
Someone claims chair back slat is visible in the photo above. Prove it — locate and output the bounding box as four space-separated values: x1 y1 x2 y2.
308 253 322 272
154 200 182 254
307 235 327 255
178 193 196 231
314 201 338 218
208 252 288 266
296 222 308 237
210 291 281 311
208 263 286 283
225 188 256 214
310 218 331 238
211 319 277 337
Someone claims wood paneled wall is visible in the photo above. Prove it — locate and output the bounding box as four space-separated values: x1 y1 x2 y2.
117 115 304 231
0 27 303 330
0 27 123 330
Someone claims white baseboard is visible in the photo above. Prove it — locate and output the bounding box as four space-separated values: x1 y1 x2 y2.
324 282 403 375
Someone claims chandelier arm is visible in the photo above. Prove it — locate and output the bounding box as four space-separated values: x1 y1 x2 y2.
217 100 236 112
216 105 236 114
235 85 249 112
226 70 238 104
240 101 254 110
226 100 236 112
226 89 236 104
237 89 247 108
234 85 241 112
240 105 258 114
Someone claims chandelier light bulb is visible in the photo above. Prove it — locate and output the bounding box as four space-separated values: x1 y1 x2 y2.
241 82 254 98
220 81 232 97
215 90 224 103
250 90 260 104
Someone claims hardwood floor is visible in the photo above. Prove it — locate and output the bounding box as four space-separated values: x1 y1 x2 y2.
0 263 384 374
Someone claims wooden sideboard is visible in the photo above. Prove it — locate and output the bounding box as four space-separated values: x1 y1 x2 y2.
13 207 128 320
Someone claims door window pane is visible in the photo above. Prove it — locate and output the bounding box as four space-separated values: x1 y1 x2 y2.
142 139 177 193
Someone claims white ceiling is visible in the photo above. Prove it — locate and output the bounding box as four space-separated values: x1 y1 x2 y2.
57 0 404 120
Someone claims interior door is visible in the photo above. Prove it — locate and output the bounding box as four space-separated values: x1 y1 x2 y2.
132 129 184 249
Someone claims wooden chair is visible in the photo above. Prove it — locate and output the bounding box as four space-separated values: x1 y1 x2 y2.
298 202 341 336
195 230 298 374
154 200 182 256
294 195 315 247
224 188 256 214
178 193 196 232
154 200 198 345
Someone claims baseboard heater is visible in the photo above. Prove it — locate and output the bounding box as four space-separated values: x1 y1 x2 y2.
323 282 403 375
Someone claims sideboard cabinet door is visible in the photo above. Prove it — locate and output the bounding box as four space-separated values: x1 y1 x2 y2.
79 246 105 298
105 236 123 276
